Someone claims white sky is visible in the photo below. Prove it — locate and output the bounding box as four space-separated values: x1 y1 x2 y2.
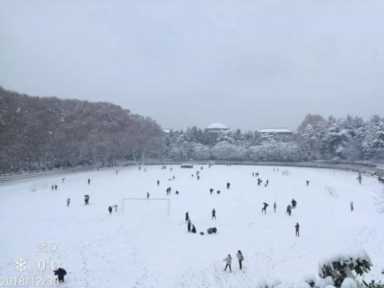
1 0 384 130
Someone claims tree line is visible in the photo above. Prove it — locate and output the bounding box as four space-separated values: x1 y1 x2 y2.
0 87 163 173
1 86 384 173
164 115 384 162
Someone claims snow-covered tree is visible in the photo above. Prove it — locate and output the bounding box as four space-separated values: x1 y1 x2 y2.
211 141 247 160
297 114 329 160
319 252 372 288
248 141 304 162
362 116 384 160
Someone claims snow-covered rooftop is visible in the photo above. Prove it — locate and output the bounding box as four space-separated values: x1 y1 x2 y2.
259 128 293 134
206 123 229 130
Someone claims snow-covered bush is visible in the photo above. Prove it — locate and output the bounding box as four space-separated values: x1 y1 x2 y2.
248 141 303 162
211 141 247 160
319 252 372 287
191 143 211 160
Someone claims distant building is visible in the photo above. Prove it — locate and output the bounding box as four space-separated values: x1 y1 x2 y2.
259 128 293 136
205 123 230 134
259 128 294 141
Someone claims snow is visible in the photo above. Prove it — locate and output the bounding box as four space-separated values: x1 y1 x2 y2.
0 165 383 287
340 278 357 288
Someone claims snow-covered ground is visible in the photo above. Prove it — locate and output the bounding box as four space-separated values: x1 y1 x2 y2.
0 165 383 288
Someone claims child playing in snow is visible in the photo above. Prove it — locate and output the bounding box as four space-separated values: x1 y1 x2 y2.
224 254 232 272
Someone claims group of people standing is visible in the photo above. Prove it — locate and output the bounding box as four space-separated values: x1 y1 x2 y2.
224 250 245 272
108 204 118 214
185 212 197 233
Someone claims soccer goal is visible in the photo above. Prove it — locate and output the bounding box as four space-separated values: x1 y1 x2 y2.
120 197 171 216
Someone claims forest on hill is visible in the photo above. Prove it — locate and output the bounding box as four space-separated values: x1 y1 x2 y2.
0 87 163 173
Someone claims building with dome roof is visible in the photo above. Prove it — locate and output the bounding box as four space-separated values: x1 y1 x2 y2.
205 123 230 134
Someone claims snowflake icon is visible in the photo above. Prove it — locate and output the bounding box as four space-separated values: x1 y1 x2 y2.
15 257 28 272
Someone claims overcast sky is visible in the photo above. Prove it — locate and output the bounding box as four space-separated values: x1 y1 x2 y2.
1 0 384 130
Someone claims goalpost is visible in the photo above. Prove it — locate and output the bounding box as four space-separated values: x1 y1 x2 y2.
120 197 171 216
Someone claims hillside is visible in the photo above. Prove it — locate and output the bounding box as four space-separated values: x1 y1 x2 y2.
0 87 164 173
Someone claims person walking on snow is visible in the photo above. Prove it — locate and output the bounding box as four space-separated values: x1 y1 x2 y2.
187 219 192 232
236 250 244 270
212 209 216 220
224 254 232 272
286 205 292 216
273 202 277 213
66 198 71 207
185 212 189 222
108 206 113 214
350 201 354 212
295 222 300 237
262 202 269 214
54 267 67 283
84 194 90 206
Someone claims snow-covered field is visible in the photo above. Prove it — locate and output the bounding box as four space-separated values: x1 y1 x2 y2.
0 165 383 288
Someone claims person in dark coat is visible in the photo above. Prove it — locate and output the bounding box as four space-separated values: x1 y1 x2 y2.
212 209 216 220
262 202 269 214
108 206 113 214
88 178 91 185
286 205 292 216
236 250 244 270
187 220 192 232
306 180 310 186
84 195 90 206
157 180 160 186
185 212 189 222
291 199 297 209
191 224 197 234
54 267 67 283
66 198 71 207
357 172 362 184
350 201 354 212
273 202 277 213
295 222 300 237
226 182 231 189
147 192 150 199
209 188 214 195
